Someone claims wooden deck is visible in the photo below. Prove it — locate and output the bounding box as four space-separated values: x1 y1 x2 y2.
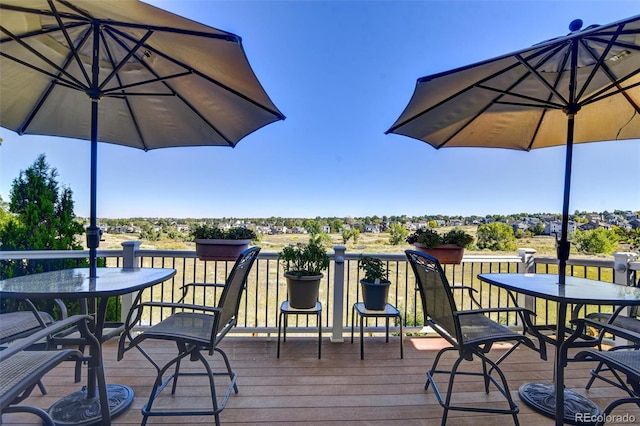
3 335 639 425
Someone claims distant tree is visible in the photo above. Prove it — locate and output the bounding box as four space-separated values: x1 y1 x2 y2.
614 226 640 251
574 228 618 255
330 218 344 233
428 220 438 228
341 228 353 244
477 222 516 251
1 154 84 258
388 223 409 245
532 222 545 236
0 155 86 316
352 228 361 244
303 219 322 235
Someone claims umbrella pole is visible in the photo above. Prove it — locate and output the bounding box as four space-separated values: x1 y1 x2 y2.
87 102 99 278
558 114 575 285
87 25 101 279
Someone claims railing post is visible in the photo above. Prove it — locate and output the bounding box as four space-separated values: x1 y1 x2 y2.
331 245 346 343
120 241 141 323
517 248 537 315
611 252 638 347
517 248 537 274
613 251 638 286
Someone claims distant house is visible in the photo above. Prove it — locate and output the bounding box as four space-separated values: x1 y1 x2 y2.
545 221 577 235
363 225 380 233
109 225 128 234
578 221 612 231
322 225 331 234
272 225 288 234
512 222 529 233
291 226 307 234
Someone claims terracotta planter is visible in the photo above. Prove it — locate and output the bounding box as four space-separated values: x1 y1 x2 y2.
195 239 251 261
413 243 464 265
285 272 322 309
360 279 391 310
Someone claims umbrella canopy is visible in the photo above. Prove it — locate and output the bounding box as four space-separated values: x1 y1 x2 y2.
387 15 640 284
0 0 285 275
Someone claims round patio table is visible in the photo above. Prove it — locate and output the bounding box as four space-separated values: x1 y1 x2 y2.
0 267 176 426
478 273 640 426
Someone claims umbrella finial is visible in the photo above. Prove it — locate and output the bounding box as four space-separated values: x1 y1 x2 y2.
569 19 583 32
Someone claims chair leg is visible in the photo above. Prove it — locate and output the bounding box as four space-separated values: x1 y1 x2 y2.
598 397 640 426
1 405 56 426
171 342 187 394
427 347 521 425
425 346 455 390
36 379 47 395
441 355 465 426
74 344 85 383
140 344 237 426
481 357 490 394
215 347 239 394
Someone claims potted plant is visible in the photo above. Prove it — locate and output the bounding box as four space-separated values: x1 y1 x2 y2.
190 224 257 261
358 255 391 310
406 227 474 264
278 236 330 308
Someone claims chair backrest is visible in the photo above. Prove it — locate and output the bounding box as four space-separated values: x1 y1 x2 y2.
405 250 459 340
213 246 261 338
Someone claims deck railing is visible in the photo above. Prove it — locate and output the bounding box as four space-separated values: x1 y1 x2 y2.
1 243 638 341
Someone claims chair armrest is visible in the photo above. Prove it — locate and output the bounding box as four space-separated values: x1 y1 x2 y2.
180 282 226 290
176 282 225 303
0 315 92 362
455 306 535 317
138 301 221 315
573 318 640 345
451 286 483 309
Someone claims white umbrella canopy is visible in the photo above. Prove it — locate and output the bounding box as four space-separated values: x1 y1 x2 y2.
0 0 284 149
387 15 640 283
0 0 285 276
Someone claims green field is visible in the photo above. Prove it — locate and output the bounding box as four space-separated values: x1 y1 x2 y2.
99 225 563 256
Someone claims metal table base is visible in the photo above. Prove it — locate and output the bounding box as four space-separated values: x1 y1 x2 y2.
48 384 133 426
519 382 601 425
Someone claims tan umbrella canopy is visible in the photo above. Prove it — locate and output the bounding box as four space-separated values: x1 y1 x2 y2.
387 15 640 284
0 0 284 275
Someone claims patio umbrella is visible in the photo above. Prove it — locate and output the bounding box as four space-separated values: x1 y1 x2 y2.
0 0 285 277
386 15 640 284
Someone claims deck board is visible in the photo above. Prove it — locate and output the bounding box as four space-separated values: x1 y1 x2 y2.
3 335 639 425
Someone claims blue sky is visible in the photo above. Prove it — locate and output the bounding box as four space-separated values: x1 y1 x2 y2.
1 0 639 219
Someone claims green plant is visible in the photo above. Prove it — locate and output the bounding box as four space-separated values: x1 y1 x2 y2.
443 228 474 248
388 223 409 245
279 236 330 277
358 255 389 283
190 224 256 240
405 227 474 248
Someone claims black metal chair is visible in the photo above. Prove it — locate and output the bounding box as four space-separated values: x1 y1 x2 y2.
117 246 260 426
405 250 545 425
581 274 640 391
0 298 68 395
0 314 105 426
573 318 640 425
